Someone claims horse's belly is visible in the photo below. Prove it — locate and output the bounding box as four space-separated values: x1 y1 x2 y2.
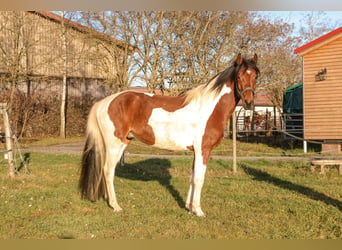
152 125 195 151
148 108 197 151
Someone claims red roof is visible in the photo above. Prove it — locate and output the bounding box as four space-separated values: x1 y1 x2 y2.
294 26 342 54
238 90 273 107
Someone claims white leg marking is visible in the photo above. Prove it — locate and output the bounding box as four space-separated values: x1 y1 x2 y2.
186 153 207 217
104 142 127 212
186 168 194 210
96 93 127 212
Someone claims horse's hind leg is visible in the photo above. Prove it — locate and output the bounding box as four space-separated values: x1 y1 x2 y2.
104 140 127 212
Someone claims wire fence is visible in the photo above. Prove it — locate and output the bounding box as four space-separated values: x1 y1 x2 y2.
234 108 341 153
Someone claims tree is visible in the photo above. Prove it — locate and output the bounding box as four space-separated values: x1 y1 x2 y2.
160 11 250 93
77 11 140 92
0 11 28 110
80 11 254 94
76 10 308 113
298 11 341 44
60 11 68 138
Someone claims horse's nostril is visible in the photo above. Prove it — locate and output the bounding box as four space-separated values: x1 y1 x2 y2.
243 101 254 110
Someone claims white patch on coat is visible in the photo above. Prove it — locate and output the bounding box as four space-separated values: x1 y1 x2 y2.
96 92 128 146
148 85 232 151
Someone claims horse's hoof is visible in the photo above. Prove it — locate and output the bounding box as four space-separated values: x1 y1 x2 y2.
110 204 123 212
113 208 123 213
186 207 206 217
194 210 206 217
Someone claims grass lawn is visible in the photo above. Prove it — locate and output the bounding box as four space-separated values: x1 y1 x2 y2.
0 151 341 239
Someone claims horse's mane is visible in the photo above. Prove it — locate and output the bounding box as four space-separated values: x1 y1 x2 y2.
184 57 260 104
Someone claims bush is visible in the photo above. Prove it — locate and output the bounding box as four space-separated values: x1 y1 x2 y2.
0 90 97 138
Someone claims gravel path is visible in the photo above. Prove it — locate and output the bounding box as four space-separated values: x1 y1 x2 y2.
24 142 337 162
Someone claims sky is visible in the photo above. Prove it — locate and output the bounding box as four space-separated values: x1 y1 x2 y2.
62 11 342 37
257 11 342 34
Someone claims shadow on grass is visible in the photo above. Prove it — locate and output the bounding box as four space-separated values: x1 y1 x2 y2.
116 158 186 209
241 164 342 212
17 152 31 173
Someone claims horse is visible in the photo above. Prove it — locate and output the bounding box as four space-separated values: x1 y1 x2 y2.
79 53 259 217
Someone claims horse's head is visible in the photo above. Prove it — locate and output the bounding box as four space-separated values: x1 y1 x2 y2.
235 53 259 110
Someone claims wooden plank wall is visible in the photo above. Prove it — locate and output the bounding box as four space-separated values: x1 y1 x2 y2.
303 35 342 140
0 11 116 80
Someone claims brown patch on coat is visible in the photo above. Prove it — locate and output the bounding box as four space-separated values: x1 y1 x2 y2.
201 93 236 165
107 91 187 145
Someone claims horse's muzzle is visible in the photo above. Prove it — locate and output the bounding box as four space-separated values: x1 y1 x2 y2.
243 100 254 110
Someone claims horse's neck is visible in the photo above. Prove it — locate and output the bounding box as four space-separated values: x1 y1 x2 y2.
231 83 241 106
215 83 239 124
198 83 237 121
221 88 240 123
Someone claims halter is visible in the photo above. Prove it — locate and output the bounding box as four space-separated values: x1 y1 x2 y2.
235 80 255 99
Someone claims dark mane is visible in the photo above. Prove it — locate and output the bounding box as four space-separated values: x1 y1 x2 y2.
208 57 260 94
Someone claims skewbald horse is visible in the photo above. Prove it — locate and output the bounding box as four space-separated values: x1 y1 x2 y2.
79 53 259 217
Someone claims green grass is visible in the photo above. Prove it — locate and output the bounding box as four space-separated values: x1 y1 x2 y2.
19 136 84 147
0 152 341 239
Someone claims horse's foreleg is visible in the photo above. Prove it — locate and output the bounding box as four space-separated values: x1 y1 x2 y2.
186 152 207 217
104 143 127 212
185 163 194 211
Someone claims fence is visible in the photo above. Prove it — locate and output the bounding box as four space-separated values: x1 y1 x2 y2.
283 113 304 139
235 107 282 138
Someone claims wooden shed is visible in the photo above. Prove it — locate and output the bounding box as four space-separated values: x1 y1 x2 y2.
0 11 135 97
294 27 342 152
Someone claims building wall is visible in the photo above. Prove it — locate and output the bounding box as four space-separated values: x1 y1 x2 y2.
303 35 342 140
0 11 117 81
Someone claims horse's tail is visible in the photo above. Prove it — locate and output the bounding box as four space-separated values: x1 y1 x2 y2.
79 101 106 201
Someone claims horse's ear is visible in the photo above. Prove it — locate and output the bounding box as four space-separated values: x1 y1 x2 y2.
236 53 243 65
252 53 258 64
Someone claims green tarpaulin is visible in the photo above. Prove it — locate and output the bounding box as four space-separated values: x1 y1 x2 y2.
283 83 303 114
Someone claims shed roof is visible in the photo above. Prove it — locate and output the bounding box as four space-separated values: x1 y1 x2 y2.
284 82 303 94
294 26 342 55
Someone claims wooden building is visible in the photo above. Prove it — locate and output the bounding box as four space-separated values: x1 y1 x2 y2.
294 27 342 152
0 11 133 97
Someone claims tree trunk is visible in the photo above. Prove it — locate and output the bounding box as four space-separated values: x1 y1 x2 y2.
60 11 67 138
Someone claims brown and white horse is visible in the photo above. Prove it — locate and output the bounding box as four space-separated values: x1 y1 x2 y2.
79 53 259 217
